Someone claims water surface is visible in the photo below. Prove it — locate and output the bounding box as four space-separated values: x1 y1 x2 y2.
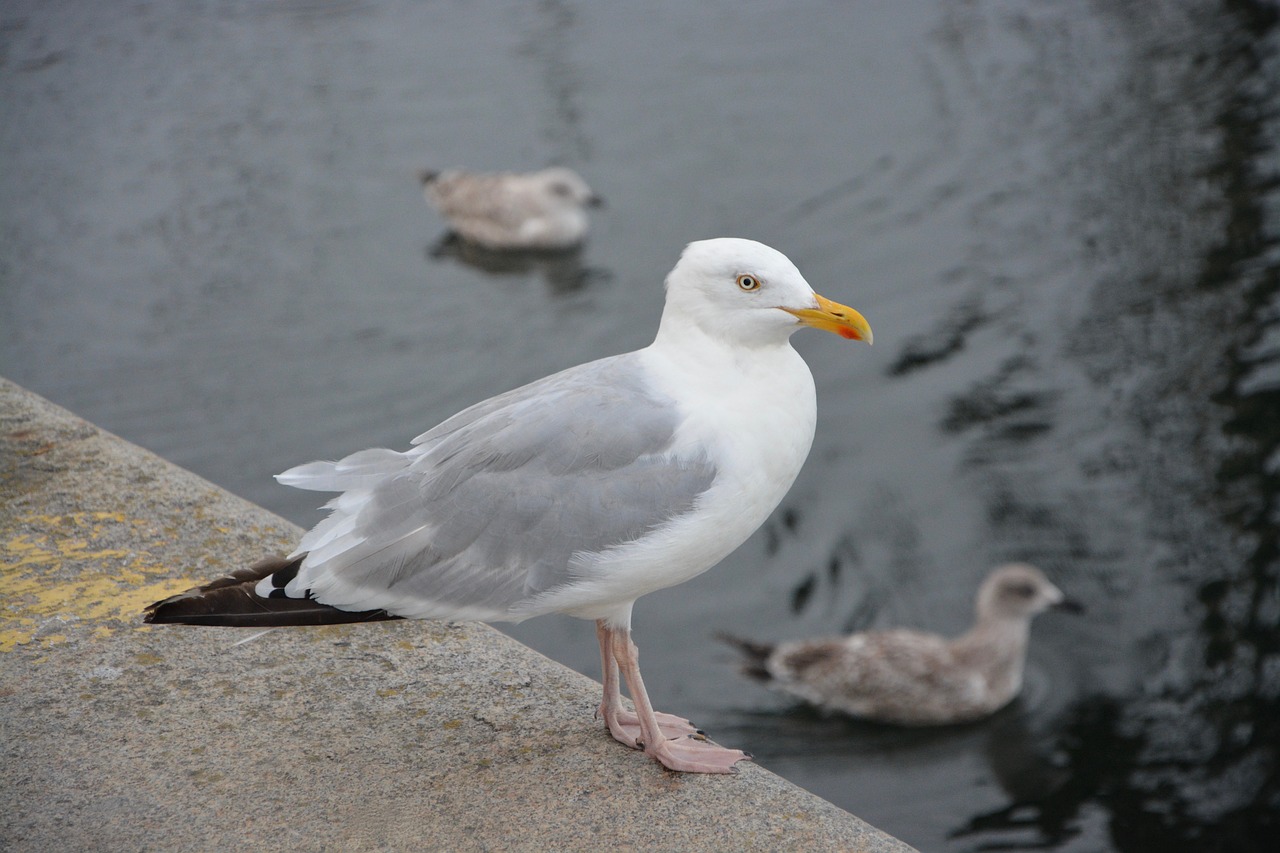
3 2 1277 850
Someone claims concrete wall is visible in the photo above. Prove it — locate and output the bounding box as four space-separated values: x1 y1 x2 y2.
0 378 913 851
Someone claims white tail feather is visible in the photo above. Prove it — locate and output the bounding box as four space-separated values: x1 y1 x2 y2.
276 448 408 491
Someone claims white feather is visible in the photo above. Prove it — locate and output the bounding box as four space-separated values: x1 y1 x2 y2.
274 238 867 629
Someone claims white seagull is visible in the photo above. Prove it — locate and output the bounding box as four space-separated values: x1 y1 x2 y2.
146 238 872 774
418 166 602 250
722 564 1082 726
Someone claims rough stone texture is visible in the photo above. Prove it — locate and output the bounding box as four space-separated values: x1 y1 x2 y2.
0 377 915 852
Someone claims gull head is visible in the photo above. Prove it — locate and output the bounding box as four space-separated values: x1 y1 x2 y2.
976 563 1085 622
533 167 604 210
660 238 872 348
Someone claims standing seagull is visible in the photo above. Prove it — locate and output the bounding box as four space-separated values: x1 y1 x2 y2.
146 238 872 774
722 564 1082 726
419 166 602 250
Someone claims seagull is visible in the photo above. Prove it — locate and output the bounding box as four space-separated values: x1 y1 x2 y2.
418 166 602 250
145 238 872 774
721 564 1082 726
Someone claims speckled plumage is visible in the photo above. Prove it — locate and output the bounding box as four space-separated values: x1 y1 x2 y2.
725 564 1081 726
419 166 601 250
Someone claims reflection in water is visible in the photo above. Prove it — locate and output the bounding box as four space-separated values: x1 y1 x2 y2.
773 493 921 633
952 699 1137 850
2 1 1277 848
936 1 1280 849
940 355 1055 444
426 232 607 295
519 0 592 163
887 296 990 377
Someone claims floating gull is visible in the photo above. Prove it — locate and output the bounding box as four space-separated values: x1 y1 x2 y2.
722 564 1082 726
146 238 872 774
418 166 602 250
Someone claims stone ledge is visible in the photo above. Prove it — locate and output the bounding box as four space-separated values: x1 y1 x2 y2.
0 377 914 852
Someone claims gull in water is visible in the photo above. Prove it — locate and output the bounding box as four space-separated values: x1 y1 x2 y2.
146 238 872 774
418 166 602 250
721 564 1082 726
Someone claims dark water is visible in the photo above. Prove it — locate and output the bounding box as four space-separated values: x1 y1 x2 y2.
3 2 1277 850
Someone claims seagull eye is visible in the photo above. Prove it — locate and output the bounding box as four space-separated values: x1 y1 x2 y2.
736 274 761 292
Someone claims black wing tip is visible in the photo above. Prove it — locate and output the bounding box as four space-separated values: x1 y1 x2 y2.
143 554 403 627
144 553 300 617
142 587 213 623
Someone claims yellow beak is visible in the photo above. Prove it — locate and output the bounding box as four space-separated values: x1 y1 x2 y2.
783 293 873 344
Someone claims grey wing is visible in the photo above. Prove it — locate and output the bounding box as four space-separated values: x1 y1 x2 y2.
292 354 717 621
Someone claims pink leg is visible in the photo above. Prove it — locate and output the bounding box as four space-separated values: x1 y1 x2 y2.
596 621 700 746
596 620 751 774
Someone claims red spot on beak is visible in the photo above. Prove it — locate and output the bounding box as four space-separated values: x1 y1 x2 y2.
838 328 858 340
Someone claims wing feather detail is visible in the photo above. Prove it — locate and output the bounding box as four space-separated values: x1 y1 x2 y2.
281 354 717 621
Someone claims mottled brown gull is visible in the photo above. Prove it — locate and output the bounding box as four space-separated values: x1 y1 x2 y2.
418 166 602 250
722 564 1082 726
146 238 872 774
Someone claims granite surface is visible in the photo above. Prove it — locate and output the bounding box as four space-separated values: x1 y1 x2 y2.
0 377 915 851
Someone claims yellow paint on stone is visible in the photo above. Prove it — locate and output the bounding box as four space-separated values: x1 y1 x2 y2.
1 511 196 652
